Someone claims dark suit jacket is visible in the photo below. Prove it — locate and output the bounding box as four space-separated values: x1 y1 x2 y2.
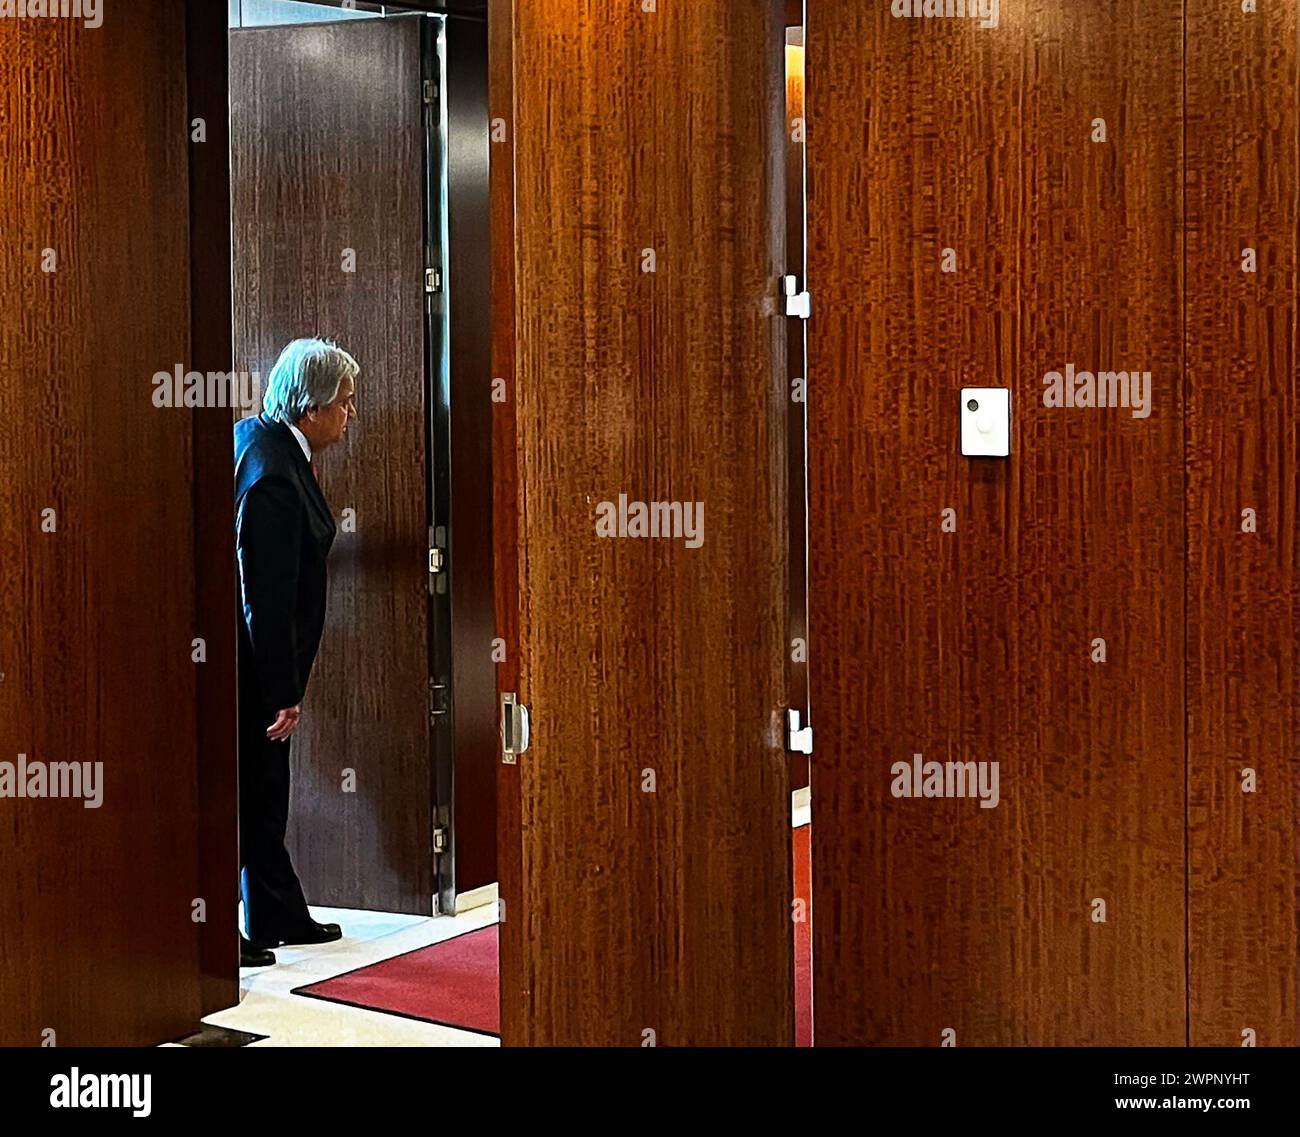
234 414 337 715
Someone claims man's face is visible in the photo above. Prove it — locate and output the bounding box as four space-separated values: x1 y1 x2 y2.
305 376 356 450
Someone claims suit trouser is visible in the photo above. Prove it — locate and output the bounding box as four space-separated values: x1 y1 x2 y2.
239 696 312 944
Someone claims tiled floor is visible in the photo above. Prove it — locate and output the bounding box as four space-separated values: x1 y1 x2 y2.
200 903 501 1047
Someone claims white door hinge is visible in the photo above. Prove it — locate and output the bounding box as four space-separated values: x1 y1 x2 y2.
783 274 811 319
786 708 813 755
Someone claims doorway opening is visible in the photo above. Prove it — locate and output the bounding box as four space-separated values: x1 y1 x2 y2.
222 0 501 1039
785 12 812 1050
208 0 812 1046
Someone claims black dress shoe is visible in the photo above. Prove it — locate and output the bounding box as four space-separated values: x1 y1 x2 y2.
240 936 276 968
278 921 342 947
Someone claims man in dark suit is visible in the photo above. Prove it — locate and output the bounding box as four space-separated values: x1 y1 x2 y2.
234 338 358 968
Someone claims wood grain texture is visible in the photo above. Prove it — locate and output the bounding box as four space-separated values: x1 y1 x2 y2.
188 0 240 1019
397 0 500 915
230 17 433 913
443 15 498 899
490 0 519 706
488 0 523 1039
809 1 1186 1045
0 4 203 1045
1185 0 1299 1047
785 30 810 792
501 0 793 1046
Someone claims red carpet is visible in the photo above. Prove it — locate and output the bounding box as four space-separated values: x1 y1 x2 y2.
295 924 501 1036
794 822 812 1047
297 825 814 1043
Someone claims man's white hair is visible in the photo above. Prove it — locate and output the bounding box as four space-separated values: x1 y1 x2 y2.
262 338 358 425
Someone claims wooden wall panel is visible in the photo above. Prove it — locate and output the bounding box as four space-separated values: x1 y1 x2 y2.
501 0 793 1046
188 0 240 1019
809 1 1186 1045
0 4 203 1045
1185 0 1299 1046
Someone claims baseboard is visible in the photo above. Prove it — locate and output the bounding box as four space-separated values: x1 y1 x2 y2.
453 881 499 915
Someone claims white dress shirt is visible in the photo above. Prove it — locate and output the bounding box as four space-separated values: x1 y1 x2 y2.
287 422 312 464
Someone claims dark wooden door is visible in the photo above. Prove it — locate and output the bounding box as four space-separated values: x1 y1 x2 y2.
0 2 207 1045
231 17 434 914
438 13 498 909
495 0 794 1046
809 2 1188 1044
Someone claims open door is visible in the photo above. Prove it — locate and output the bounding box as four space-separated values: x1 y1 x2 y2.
494 0 795 1046
230 15 436 914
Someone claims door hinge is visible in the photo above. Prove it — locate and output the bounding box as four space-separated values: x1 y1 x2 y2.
786 708 813 756
783 274 811 320
423 78 436 106
433 826 448 854
428 678 449 721
428 527 446 594
500 692 530 765
425 266 442 294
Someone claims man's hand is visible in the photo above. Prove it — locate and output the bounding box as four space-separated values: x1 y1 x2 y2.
267 705 302 741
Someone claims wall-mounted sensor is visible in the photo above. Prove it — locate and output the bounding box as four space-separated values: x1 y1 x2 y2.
960 387 1011 457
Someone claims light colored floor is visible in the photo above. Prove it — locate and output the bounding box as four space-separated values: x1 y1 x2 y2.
202 902 501 1047
201 787 811 1047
